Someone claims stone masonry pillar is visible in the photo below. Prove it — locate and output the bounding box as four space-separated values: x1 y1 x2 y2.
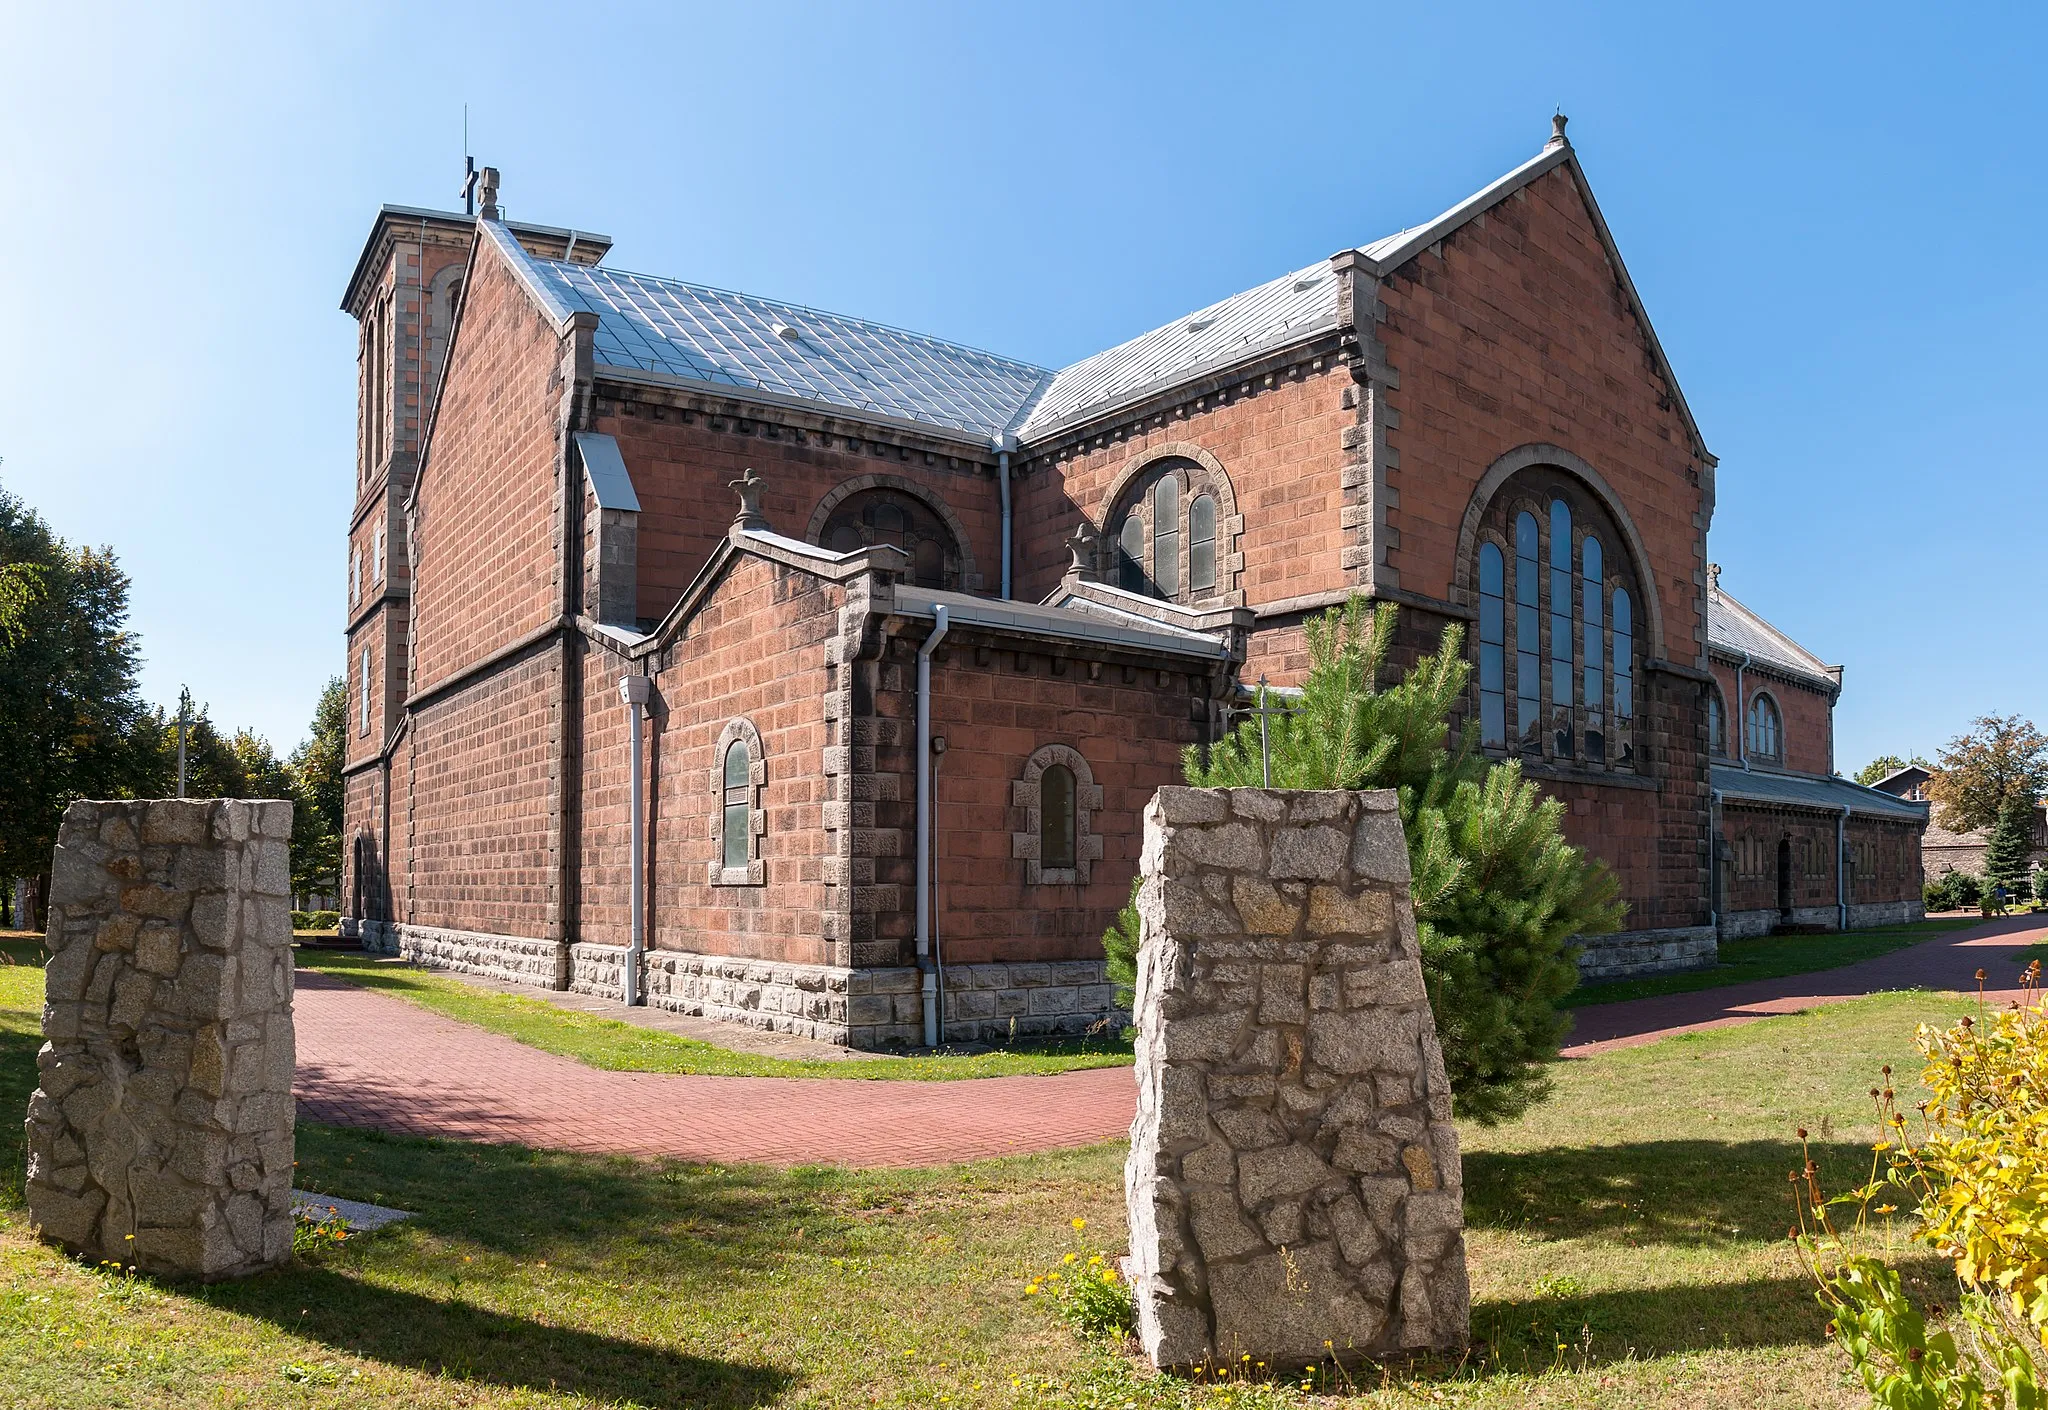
25 799 297 1280
1125 786 1469 1369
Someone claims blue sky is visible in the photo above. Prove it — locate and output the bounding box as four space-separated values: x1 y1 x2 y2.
0 1 2040 772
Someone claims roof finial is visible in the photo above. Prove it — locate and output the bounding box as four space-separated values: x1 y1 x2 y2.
1066 521 1097 575
731 469 768 531
1706 562 1722 596
478 166 501 222
1548 111 1570 149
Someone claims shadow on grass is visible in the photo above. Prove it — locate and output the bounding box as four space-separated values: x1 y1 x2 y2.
1464 1139 1885 1248
196 1266 791 1409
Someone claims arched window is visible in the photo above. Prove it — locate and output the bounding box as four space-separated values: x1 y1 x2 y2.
1118 516 1145 593
1477 542 1506 747
815 488 962 590
1039 765 1076 870
1514 511 1540 746
722 741 751 870
710 718 765 885
1188 494 1217 594
1749 694 1782 762
1152 477 1180 598
1468 467 1643 771
1101 455 1235 605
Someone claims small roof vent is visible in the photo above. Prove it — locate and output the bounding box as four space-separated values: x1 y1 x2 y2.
1292 275 1321 292
772 321 802 342
1185 317 1215 334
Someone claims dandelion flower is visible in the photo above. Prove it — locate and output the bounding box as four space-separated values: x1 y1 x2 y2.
1070 1218 1086 1231
1063 1252 1078 1264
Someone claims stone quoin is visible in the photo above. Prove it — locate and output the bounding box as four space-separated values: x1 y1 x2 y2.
336 120 1924 1048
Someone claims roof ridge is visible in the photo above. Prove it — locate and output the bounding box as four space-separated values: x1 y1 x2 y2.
1710 584 1832 672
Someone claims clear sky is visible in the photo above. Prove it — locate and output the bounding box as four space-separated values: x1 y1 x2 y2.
1 1 2040 772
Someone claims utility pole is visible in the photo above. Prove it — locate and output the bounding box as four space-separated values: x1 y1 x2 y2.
175 687 190 798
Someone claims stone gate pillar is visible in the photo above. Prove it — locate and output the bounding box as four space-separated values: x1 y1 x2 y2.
25 799 297 1280
1125 786 1469 1369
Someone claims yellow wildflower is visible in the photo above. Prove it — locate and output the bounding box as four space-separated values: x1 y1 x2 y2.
1070 1217 1086 1231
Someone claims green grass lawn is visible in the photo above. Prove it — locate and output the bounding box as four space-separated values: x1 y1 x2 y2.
0 930 1997 1407
1566 916 1982 1007
298 949 1135 1081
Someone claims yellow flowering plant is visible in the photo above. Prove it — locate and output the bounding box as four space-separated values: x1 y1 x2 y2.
1791 966 2048 1408
1023 1217 1136 1343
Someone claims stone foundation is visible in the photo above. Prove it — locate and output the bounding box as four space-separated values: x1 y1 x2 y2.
350 919 568 988
1720 899 1927 942
568 943 1121 1048
26 799 297 1280
1574 926 1717 982
1125 786 1469 1370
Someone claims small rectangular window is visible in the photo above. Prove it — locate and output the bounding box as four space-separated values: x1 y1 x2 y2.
359 647 372 737
374 523 386 585
349 549 360 607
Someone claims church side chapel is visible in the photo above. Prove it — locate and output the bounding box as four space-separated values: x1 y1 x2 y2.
337 120 1926 1047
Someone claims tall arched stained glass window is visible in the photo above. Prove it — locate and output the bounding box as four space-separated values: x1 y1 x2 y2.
1187 494 1217 594
1040 764 1076 870
1613 588 1634 764
1514 511 1540 747
1549 500 1574 756
1582 536 1604 761
1152 477 1180 598
1477 543 1506 747
1118 516 1145 594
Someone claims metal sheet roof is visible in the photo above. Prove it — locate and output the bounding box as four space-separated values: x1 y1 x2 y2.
522 258 1054 441
1712 764 1928 821
1708 582 1834 683
894 587 1232 660
572 432 640 511
1013 263 1340 439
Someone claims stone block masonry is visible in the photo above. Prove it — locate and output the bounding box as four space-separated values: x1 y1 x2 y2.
1125 786 1468 1370
26 799 297 1281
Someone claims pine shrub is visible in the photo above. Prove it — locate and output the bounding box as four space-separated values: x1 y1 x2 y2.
1182 596 1622 1124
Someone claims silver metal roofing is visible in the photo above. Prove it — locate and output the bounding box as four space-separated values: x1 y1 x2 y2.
894 586 1232 661
572 432 640 512
1711 764 1928 822
1013 263 1340 440
1708 582 1835 683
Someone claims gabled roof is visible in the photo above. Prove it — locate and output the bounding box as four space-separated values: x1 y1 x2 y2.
1869 764 1933 797
453 119 1709 458
340 204 610 316
1708 574 1837 688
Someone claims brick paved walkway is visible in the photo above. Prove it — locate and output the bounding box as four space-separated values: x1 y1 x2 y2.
291 971 1136 1167
1561 913 2047 1057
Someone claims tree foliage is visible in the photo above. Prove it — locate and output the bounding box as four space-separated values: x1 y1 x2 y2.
1983 800 2036 902
285 678 347 898
1926 715 2048 834
1182 596 1623 1123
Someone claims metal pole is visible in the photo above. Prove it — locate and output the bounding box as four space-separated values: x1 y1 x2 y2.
175 687 190 798
1257 674 1271 788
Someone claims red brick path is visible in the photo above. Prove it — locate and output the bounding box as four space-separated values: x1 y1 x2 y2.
1561 914 2047 1058
291 971 1137 1167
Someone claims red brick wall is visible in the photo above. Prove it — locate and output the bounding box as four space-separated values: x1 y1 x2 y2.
1708 660 1834 775
1848 815 1923 905
409 243 565 690
647 552 838 964
341 768 389 922
1721 804 1840 916
1013 365 1353 609
573 643 634 947
593 395 1001 623
404 645 561 939
876 641 1210 966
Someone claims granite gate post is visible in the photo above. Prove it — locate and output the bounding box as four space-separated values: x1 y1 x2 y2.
1124 786 1469 1369
25 799 297 1279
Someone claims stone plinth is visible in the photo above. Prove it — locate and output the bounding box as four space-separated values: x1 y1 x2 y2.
25 799 297 1280
1124 787 1469 1370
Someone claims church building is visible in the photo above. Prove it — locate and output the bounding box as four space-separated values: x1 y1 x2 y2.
338 119 1925 1046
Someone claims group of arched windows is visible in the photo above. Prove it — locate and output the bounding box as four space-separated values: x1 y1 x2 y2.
1113 459 1224 605
820 490 955 589
1707 686 1783 764
1473 490 1635 767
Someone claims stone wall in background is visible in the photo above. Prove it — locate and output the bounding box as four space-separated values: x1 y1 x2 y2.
25 799 297 1281
1124 787 1469 1369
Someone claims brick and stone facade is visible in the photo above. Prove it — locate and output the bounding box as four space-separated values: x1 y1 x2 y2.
26 800 297 1280
1124 787 1468 1368
338 124 1922 1048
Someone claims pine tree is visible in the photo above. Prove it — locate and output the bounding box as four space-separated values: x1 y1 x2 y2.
1983 798 2036 902
1184 596 1622 1124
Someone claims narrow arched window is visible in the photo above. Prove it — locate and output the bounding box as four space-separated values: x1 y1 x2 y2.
1188 494 1217 594
1549 501 1574 757
722 740 752 870
912 539 944 588
1613 588 1634 765
1477 542 1506 747
1707 689 1722 755
1749 695 1782 762
1039 764 1076 870
1152 477 1180 598
1118 516 1145 594
1581 536 1604 761
1514 511 1540 746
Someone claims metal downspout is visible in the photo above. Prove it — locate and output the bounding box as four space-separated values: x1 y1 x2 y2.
996 442 1014 600
916 605 951 1047
1837 804 1850 933
1709 786 1722 939
1734 650 1752 770
620 674 650 1005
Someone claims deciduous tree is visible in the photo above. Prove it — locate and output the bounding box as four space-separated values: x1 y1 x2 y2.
1925 715 2048 834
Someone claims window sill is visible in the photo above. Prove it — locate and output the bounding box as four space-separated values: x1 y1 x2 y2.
1512 757 1660 792
708 862 766 887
